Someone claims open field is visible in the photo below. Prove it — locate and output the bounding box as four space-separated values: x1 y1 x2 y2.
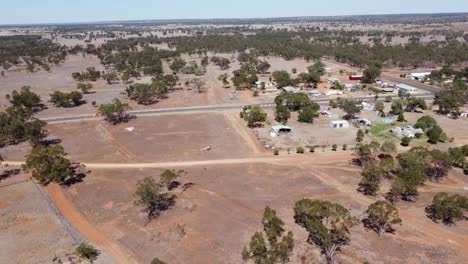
63 161 468 264
0 180 76 263
45 112 257 163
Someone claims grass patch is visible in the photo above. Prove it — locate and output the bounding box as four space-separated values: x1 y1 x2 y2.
369 123 399 142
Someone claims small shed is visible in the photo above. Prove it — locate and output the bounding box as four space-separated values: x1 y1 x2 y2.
349 75 363 81
270 125 292 137
330 120 349 128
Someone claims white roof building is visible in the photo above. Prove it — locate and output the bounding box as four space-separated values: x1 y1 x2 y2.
282 86 300 93
396 83 418 93
270 125 292 137
330 120 349 128
361 102 374 111
324 90 343 96
407 72 431 80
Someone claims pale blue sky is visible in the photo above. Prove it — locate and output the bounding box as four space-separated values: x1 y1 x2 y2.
1 0 467 25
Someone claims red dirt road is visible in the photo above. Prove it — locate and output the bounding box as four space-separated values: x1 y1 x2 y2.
46 183 138 264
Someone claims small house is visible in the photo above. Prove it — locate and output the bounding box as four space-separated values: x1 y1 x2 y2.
360 102 374 111
330 120 349 128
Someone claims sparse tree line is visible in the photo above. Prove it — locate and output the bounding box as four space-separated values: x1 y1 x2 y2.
354 140 467 221
242 197 407 264
162 31 468 68
0 35 67 72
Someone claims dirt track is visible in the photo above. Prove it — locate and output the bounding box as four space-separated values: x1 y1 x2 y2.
46 183 139 264
2 153 353 169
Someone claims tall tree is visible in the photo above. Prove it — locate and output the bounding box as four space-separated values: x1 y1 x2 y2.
364 201 402 236
98 99 131 125
23 145 78 185
294 199 357 264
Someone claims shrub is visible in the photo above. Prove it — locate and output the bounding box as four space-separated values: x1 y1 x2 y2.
296 147 305 154
309 146 315 153
332 144 338 151
253 90 259 97
397 113 405 122
274 149 279 156
342 144 348 151
401 137 411 146
415 133 423 139
75 243 99 262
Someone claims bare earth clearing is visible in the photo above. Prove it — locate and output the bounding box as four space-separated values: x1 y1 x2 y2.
63 160 468 264
0 180 76 263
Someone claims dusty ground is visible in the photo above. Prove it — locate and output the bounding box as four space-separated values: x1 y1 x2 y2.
44 112 257 163
0 180 76 263
63 159 468 264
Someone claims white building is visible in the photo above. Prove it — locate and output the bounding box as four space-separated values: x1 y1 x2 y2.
255 81 274 89
360 102 374 111
330 120 349 128
324 90 343 96
396 84 418 93
270 125 292 137
406 72 431 81
282 86 300 93
390 125 424 138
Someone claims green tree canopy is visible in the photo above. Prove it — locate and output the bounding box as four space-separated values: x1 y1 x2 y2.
98 99 131 125
427 192 468 225
23 145 77 185
365 201 402 236
294 199 357 264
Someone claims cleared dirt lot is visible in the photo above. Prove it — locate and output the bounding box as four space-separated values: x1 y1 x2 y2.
46 112 255 163
0 180 76 263
64 160 468 264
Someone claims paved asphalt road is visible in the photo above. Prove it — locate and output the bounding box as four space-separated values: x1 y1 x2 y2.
40 93 434 123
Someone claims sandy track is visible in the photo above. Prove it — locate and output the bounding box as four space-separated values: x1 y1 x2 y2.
46 183 139 264
2 154 353 169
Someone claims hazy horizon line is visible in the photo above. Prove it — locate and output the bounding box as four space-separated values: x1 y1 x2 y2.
1 12 467 27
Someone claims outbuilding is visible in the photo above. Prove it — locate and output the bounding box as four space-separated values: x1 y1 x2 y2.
282 86 300 93
349 75 363 81
270 125 292 137
330 120 349 128
406 72 431 81
396 84 418 93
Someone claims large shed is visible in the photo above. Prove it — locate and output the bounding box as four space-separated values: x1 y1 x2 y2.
396 83 418 93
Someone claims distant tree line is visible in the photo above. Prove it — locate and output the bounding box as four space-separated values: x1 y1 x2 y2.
0 35 67 72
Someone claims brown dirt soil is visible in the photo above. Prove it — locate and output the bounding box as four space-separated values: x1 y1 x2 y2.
46 113 255 163
0 180 76 263
63 158 467 264
47 183 138 264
